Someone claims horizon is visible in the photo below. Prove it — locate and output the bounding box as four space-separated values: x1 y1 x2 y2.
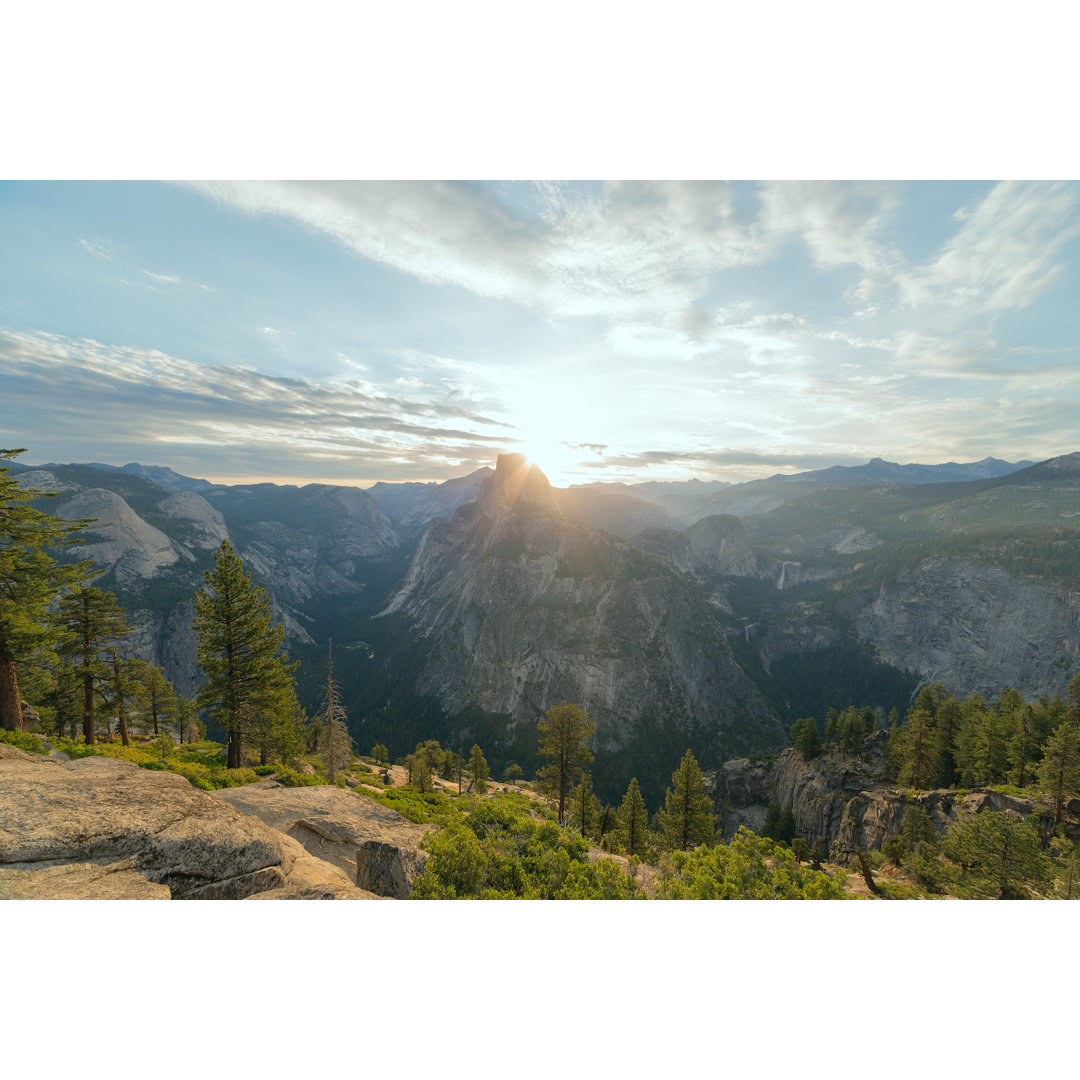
13 447 1045 494
2 181 1078 488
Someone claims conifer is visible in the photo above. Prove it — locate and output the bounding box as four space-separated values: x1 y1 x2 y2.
656 749 716 851
53 585 131 744
193 540 298 769
0 449 96 731
617 777 649 858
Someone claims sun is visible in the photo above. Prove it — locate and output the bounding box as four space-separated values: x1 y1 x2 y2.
511 437 583 487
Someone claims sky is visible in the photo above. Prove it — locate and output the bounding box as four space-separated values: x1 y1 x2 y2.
2 178 1079 489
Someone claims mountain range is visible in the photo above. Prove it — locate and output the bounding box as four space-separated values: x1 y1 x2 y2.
14 449 1079 805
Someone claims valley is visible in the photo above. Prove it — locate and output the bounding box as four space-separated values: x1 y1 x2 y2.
6 445 1080 901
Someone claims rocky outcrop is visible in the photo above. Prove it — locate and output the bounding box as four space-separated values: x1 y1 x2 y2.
212 783 429 896
355 840 427 898
849 558 1080 700
0 744 372 899
714 734 1069 862
381 457 785 757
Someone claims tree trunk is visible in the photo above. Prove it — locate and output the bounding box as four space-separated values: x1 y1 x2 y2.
113 655 130 747
228 727 241 770
82 668 95 745
0 657 23 731
856 851 880 895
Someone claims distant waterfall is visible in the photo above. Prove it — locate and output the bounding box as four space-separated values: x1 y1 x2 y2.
777 562 787 590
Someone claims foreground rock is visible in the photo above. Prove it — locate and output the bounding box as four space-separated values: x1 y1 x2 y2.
0 744 372 899
213 782 429 896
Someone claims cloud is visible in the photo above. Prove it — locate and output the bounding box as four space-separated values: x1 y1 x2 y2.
141 269 182 285
183 180 765 325
77 237 111 260
896 181 1080 312
0 328 517 483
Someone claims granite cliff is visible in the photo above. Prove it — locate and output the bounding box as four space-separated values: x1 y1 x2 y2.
380 455 785 761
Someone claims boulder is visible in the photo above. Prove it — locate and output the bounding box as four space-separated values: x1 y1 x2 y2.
355 840 428 899
0 744 366 899
0 858 171 900
212 782 429 891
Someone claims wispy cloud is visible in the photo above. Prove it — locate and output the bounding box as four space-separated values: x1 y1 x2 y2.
183 180 766 326
77 237 111 260
896 180 1080 312
0 329 516 483
141 269 182 285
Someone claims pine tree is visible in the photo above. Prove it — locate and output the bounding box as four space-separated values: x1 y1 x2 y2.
944 811 1052 899
319 640 352 784
537 702 594 825
955 692 1008 786
617 777 649 858
108 652 135 747
0 449 96 731
1037 722 1080 829
568 774 598 839
126 659 179 736
407 745 434 792
933 693 962 787
999 688 1035 788
790 717 822 760
53 586 130 744
193 540 298 770
656 749 716 851
468 743 489 794
892 700 936 789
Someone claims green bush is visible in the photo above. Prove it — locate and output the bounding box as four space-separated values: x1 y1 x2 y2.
252 764 276 776
96 744 157 765
275 764 327 787
0 729 47 754
222 768 259 787
51 736 103 759
139 761 169 771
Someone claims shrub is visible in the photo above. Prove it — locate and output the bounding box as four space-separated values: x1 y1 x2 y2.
139 761 169 771
252 764 276 776
0 729 47 754
51 736 103 759
275 764 327 787
97 744 156 764
222 768 259 787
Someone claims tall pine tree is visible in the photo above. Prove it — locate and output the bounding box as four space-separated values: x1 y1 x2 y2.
53 586 130 744
0 449 96 731
193 540 298 770
1037 722 1080 829
617 777 650 858
537 703 594 825
656 749 717 851
319 640 352 783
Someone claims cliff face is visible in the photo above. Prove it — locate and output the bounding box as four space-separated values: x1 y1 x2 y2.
633 514 759 579
715 734 1074 862
849 558 1080 700
26 466 404 693
381 456 785 756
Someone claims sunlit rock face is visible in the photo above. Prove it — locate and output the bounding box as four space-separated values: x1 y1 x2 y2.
381 459 785 758
58 488 183 584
